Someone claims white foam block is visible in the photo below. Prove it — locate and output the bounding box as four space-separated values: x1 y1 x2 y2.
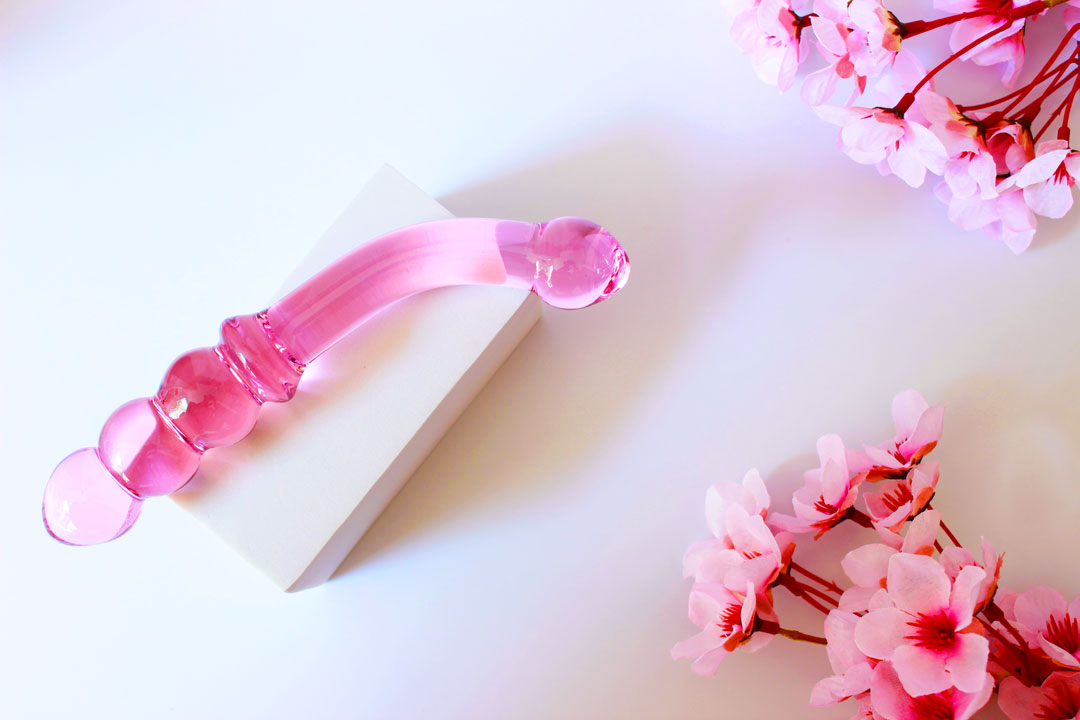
172 166 542 591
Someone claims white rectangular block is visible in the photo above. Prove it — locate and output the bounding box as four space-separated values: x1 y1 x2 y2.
172 166 542 591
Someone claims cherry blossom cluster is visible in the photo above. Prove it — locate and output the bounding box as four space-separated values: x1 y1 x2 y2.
673 390 1080 719
729 0 1080 251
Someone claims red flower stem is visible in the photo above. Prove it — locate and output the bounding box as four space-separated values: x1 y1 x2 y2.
982 615 1025 654
790 561 844 595
902 2 1042 38
934 540 944 554
796 580 842 607
926 502 964 548
995 62 1075 120
758 620 829 645
980 614 1036 682
988 645 1034 683
778 627 829 645
1056 56 1080 139
986 600 1030 649
968 22 1080 114
940 519 963 548
897 20 1023 114
1015 52 1080 122
1034 91 1075 141
778 575 834 614
846 508 875 529
966 58 1073 116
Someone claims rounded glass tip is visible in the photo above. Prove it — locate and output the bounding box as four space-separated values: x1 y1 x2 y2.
43 448 142 546
530 217 631 310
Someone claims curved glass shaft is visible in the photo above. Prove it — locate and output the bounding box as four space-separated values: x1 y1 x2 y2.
271 217 627 364
42 217 629 546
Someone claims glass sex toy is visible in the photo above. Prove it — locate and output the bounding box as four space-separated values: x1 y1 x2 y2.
42 217 630 546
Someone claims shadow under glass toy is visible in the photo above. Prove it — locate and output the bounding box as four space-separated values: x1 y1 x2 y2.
42 216 630 546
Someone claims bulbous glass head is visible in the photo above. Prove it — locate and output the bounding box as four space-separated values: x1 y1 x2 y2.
43 448 142 546
528 217 630 310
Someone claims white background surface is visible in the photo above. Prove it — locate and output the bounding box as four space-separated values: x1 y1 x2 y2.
2 1 1079 718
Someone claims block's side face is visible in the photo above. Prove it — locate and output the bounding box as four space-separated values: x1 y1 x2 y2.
288 294 542 592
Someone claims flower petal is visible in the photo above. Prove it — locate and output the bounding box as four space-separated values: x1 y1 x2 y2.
869 662 911 720
892 390 929 441
1023 178 1074 219
901 508 940 555
825 610 867 672
843 543 896 588
997 676 1047 720
949 565 987 629
1014 586 1067 632
898 405 943 462
1014 147 1070 186
953 672 995 720
671 626 726 661
892 643 953 696
854 607 909 660
945 633 990 694
690 644 734 676
1037 634 1080 668
886 553 951 615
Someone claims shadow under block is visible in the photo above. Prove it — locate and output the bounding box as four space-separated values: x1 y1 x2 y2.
171 165 542 591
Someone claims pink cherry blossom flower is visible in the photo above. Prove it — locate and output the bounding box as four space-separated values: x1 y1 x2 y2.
1013 587 1080 669
803 12 864 105
986 121 1035 175
934 0 1042 87
771 434 861 536
869 661 994 720
817 105 947 187
940 538 1002 614
812 610 877 707
999 672 1080 720
683 501 795 593
847 0 903 76
731 0 806 91
864 462 939 533
854 553 990 696
935 181 1038 253
930 120 1037 251
705 468 770 539
853 700 884 719
920 92 999 199
1009 139 1080 219
671 580 775 675
942 151 999 201
858 391 944 482
840 511 941 610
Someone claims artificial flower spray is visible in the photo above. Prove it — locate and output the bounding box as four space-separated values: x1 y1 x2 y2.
730 0 1080 251
674 391 1080 719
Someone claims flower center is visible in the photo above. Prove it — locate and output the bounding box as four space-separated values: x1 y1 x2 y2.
717 603 743 636
973 0 1013 16
814 499 840 516
1036 685 1080 720
1044 613 1080 655
907 610 958 652
909 693 955 720
882 482 914 512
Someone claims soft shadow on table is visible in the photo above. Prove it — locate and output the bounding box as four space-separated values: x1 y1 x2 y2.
332 117 777 580
937 373 1080 597
1031 200 1080 250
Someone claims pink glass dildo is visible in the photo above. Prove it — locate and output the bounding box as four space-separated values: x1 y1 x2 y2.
43 217 630 546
